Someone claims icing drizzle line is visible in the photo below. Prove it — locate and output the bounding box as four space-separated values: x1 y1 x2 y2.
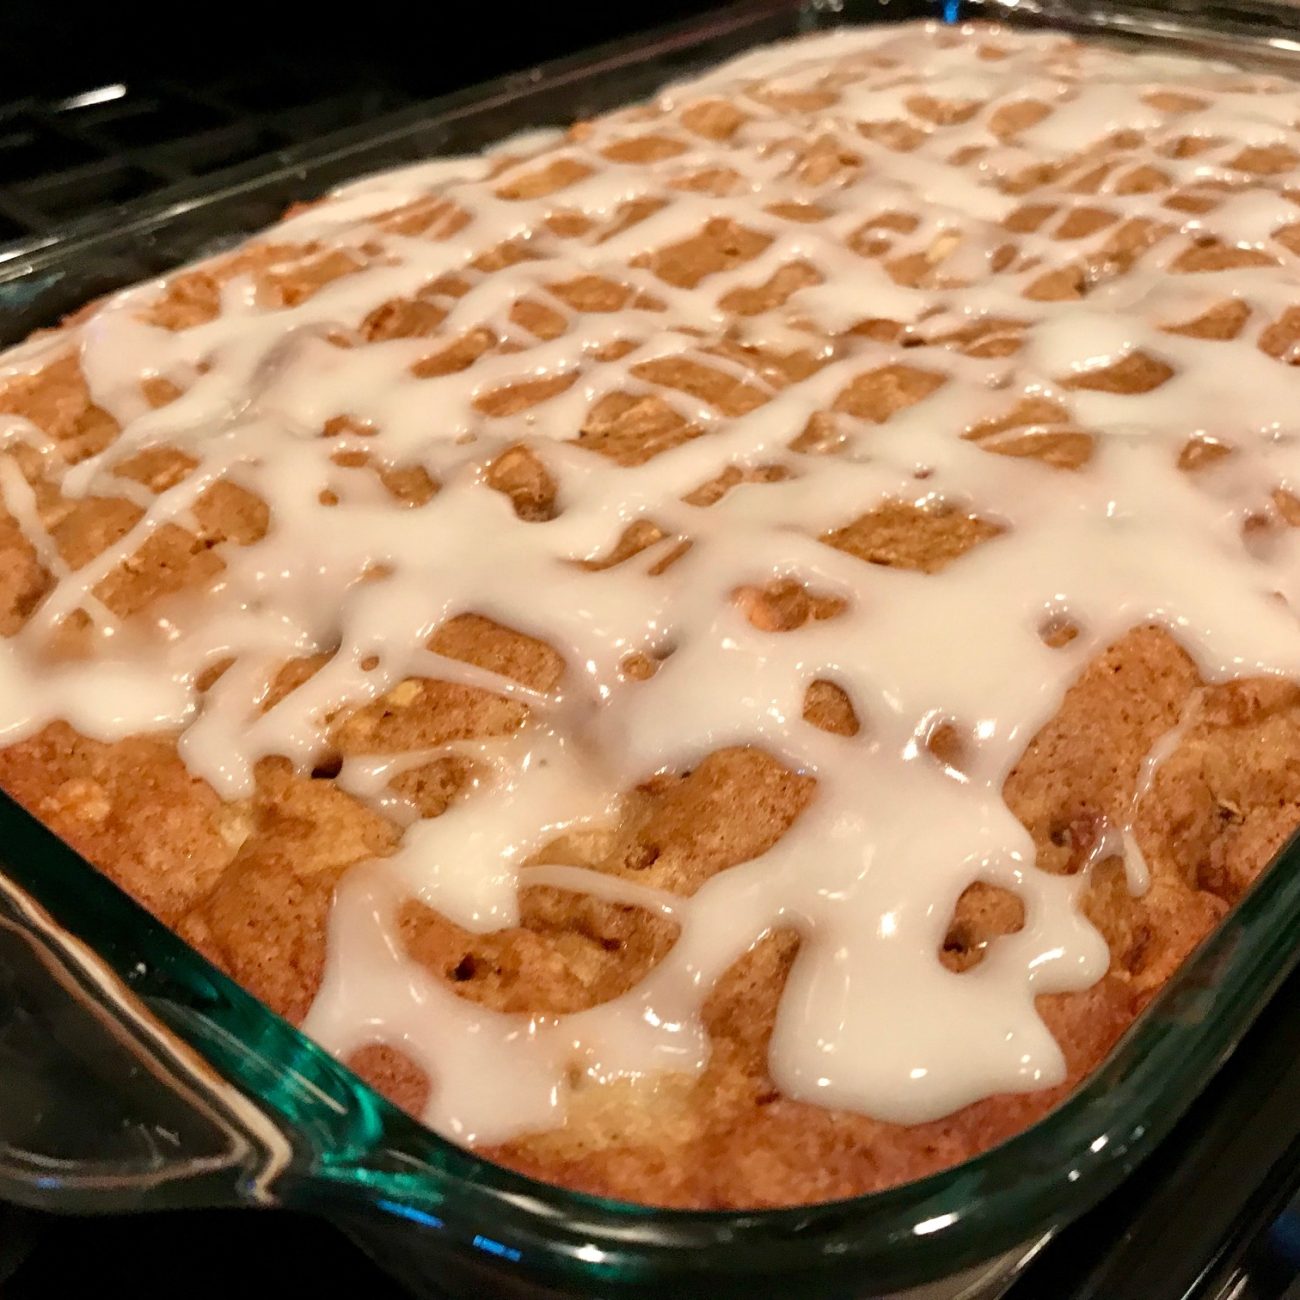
4 21 1300 1142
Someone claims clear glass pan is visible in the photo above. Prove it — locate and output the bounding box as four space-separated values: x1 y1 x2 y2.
3 2 1300 1295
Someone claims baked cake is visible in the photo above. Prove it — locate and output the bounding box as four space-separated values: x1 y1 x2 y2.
3 19 1300 1208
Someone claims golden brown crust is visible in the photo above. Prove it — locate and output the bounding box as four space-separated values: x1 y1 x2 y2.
346 1043 432 1117
401 889 678 1016
1 614 1291 1207
0 721 239 922
3 25 1300 1212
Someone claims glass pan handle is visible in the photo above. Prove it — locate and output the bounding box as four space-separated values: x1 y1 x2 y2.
0 872 281 1214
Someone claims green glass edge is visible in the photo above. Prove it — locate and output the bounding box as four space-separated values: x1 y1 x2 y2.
7 775 1300 1293
2 0 1300 1291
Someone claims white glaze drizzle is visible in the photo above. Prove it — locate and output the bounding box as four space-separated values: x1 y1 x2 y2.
1 22 1300 1142
1122 689 1206 893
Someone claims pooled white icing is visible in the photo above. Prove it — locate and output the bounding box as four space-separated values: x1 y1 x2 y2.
3 20 1300 1143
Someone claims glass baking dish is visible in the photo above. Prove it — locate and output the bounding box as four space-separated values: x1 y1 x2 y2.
4 0 1300 1295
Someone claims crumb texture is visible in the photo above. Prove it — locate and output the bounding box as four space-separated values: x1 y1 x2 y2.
3 19 1300 1208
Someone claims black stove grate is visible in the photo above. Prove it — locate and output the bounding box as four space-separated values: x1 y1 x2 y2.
0 0 716 257
0 74 416 251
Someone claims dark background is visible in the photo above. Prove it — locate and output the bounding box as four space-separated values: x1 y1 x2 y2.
2 4 722 102
0 2 726 248
5 3 1300 1297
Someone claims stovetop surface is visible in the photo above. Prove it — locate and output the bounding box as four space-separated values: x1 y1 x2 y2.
0 3 715 250
4 6 1300 1297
